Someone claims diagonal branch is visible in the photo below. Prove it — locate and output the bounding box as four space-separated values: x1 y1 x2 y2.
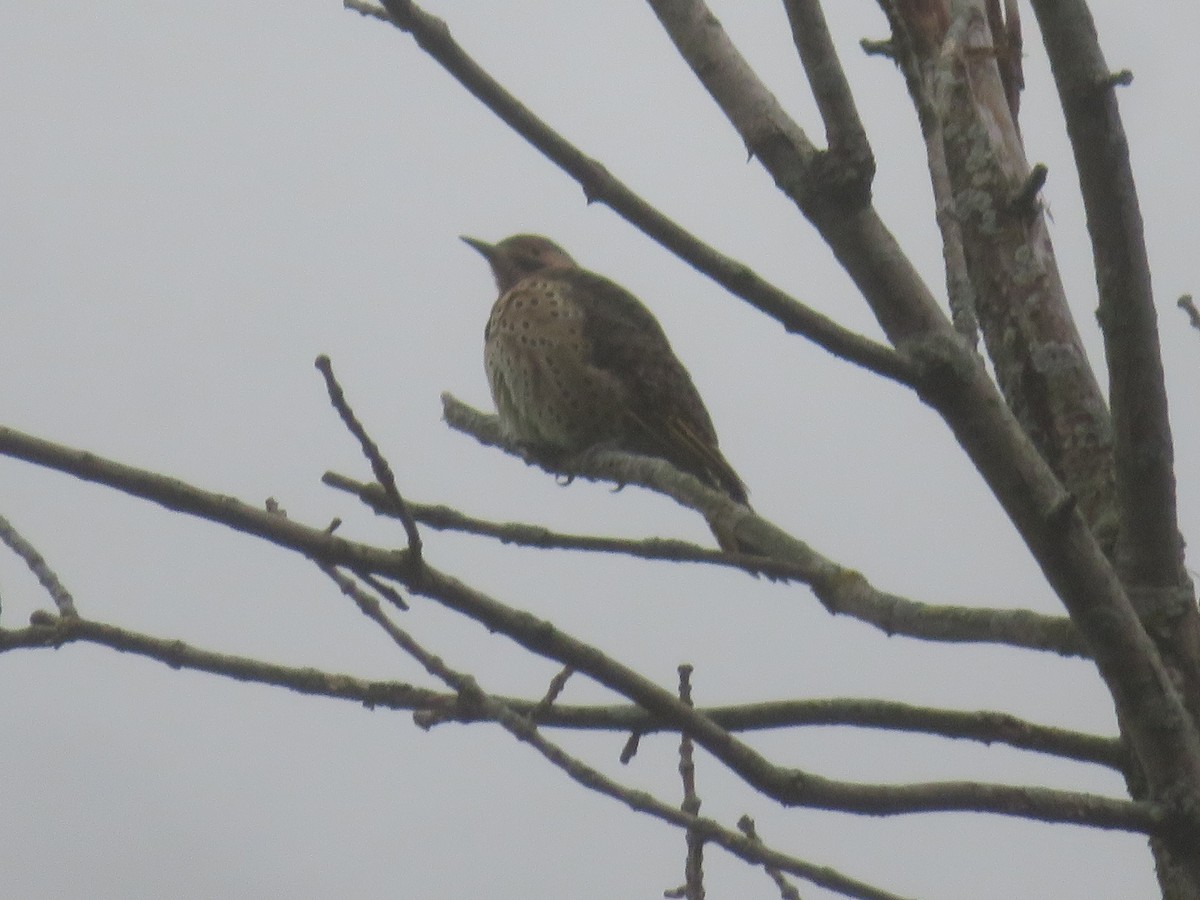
645 0 948 344
1 615 446 708
324 567 908 900
0 513 78 617
0 426 409 575
317 355 423 564
350 0 915 386
354 407 1088 658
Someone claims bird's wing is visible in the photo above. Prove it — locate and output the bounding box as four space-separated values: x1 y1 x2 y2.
563 270 748 503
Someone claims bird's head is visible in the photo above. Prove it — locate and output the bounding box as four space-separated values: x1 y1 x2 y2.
461 233 577 293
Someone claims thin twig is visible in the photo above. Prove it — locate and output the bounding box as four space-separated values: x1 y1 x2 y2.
1178 295 1200 333
0 615 444 708
535 665 575 716
351 568 409 611
0 513 78 617
739 816 802 900
672 664 705 900
1008 163 1049 220
620 730 643 764
315 355 424 568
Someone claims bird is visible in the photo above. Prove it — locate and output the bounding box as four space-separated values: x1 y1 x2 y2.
461 232 752 551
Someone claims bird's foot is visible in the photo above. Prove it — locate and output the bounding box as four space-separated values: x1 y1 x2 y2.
564 441 631 492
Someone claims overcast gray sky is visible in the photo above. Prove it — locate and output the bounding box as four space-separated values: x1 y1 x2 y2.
2 2 1198 898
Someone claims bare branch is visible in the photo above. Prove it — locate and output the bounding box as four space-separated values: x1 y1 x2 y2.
1028 13 1200 878
1028 1 1190 595
0 513 78 617
645 0 948 345
0 615 444 709
316 355 424 566
1027 0 1181 571
782 0 874 184
739 816 803 900
873 2 980 347
347 0 916 386
1178 295 1200 333
326 469 775 573
0 425 1154 831
0 424 411 576
619 697 1124 770
0 613 1120 769
985 0 1024 129
672 664 706 900
321 565 904 900
437 396 1085 657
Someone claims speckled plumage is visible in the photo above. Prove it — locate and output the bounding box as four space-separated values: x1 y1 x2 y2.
462 234 750 538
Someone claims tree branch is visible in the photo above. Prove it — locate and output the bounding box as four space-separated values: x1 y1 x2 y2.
436 395 1085 657
349 0 916 386
0 513 78 617
739 816 804 900
899 3 1116 545
0 425 411 576
340 3 1200 834
1028 0 1198 676
0 424 1156 832
871 1 978 347
448 695 1125 771
645 0 949 344
782 0 875 197
1028 0 1182 587
322 566 907 900
316 355 423 565
0 615 444 708
0 615 1120 769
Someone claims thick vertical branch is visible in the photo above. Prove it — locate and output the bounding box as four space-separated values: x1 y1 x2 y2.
880 1 980 345
1028 1 1188 591
889 0 1117 548
1029 5 1200 892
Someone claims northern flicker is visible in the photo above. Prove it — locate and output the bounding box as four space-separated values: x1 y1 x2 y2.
462 233 751 550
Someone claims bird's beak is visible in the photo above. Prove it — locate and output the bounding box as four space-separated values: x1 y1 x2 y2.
459 235 495 260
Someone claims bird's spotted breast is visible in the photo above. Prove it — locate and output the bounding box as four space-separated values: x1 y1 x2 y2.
484 277 623 450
